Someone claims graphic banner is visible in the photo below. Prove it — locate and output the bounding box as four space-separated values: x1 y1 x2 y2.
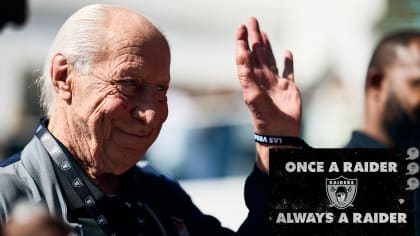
269 147 420 236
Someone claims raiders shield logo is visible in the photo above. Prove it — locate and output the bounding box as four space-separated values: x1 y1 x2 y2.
60 160 71 171
326 176 357 209
84 195 96 206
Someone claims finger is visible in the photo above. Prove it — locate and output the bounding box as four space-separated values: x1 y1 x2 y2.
248 17 263 48
236 24 250 66
261 31 278 74
248 17 270 66
236 24 258 67
236 24 250 52
282 50 294 82
236 25 260 90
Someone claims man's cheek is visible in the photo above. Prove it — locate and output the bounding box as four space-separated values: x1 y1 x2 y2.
159 106 169 124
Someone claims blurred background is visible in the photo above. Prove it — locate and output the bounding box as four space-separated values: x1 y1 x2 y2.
0 0 418 230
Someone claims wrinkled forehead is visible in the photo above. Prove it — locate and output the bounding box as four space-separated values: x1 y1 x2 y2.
98 7 170 62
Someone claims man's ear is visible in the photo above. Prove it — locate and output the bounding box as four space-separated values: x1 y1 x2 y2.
50 53 72 101
365 67 385 99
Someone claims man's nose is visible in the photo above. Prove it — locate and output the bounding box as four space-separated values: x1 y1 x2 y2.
131 86 160 124
132 108 157 125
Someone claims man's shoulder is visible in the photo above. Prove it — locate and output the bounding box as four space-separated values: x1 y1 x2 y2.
345 130 387 148
0 152 22 168
0 138 46 206
0 152 33 198
0 173 34 225
0 171 31 193
0 170 33 221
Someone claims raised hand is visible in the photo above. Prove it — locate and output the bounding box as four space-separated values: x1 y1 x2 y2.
235 17 302 172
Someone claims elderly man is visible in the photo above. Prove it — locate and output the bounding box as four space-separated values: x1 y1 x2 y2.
0 4 302 235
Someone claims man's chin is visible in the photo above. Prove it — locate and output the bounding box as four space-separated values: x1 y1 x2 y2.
110 150 145 170
119 147 147 157
382 92 420 148
107 143 148 161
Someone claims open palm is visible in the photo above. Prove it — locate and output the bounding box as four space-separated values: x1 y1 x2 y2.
236 17 302 137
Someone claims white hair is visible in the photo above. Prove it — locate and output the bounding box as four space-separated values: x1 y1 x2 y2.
38 4 111 117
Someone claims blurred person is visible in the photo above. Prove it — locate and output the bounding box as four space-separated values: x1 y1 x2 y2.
0 0 28 158
3 201 71 236
1 3 69 235
345 30 420 235
0 0 27 30
346 30 420 149
0 4 303 236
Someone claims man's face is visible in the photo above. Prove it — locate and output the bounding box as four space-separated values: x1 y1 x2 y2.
382 41 420 147
69 29 170 174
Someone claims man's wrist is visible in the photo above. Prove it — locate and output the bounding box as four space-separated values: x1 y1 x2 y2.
254 133 310 148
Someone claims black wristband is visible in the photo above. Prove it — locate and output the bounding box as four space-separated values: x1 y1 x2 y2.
254 133 310 148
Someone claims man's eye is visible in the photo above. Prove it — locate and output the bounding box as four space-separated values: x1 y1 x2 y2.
157 85 168 91
113 79 138 96
113 79 138 88
412 79 420 87
122 79 138 87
